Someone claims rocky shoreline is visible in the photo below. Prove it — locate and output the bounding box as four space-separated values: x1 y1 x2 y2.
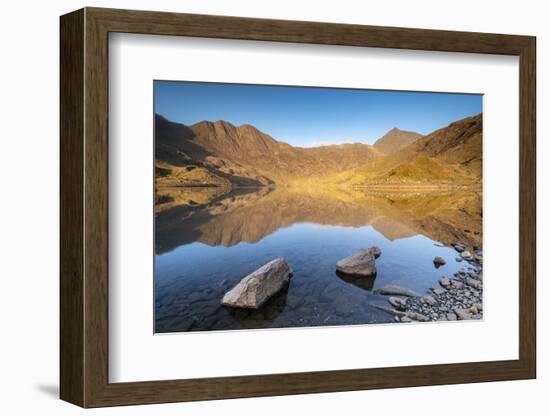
372 244 483 322
220 242 483 324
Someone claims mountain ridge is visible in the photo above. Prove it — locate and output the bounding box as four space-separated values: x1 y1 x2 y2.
155 114 383 185
155 113 481 188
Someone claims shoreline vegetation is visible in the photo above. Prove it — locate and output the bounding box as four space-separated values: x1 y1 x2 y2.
155 111 483 328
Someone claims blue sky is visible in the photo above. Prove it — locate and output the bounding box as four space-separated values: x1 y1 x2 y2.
154 81 482 147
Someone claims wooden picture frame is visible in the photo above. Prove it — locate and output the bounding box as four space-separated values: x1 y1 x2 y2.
60 7 536 408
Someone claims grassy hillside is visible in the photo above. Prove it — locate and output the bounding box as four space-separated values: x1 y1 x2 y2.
155 163 231 188
386 155 475 181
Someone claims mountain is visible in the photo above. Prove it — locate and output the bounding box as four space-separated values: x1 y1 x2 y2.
155 114 382 186
327 114 482 186
373 127 422 154
155 113 481 189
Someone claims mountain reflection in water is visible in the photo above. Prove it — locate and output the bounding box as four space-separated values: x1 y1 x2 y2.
154 186 481 333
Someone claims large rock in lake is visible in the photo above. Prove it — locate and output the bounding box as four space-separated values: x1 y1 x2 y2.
221 258 292 309
336 247 380 277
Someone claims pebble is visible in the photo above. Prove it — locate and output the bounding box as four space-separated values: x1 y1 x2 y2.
407 312 429 322
454 308 472 320
461 251 473 260
439 277 451 288
421 295 437 306
446 312 457 321
465 277 482 290
451 279 464 289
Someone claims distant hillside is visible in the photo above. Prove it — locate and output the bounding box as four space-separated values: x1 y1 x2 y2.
373 128 422 154
326 114 482 186
155 115 382 186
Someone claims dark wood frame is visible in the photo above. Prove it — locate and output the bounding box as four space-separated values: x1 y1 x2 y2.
60 7 536 408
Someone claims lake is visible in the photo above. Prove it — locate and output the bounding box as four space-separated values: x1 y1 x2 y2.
154 186 482 333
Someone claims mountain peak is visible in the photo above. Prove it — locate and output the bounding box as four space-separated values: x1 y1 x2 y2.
200 119 233 128
373 127 422 154
214 119 233 126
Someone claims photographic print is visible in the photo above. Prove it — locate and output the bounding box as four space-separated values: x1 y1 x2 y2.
154 81 483 333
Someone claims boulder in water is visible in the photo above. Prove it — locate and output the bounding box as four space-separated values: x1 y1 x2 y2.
336 247 380 277
221 258 292 309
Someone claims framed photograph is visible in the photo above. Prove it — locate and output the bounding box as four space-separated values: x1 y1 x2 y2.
60 7 536 408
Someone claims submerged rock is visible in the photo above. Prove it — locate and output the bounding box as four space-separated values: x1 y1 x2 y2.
221 258 292 309
375 284 418 297
372 303 406 317
433 256 446 266
336 247 378 277
388 296 408 310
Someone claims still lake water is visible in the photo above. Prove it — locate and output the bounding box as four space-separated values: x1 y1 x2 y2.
154 187 482 333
